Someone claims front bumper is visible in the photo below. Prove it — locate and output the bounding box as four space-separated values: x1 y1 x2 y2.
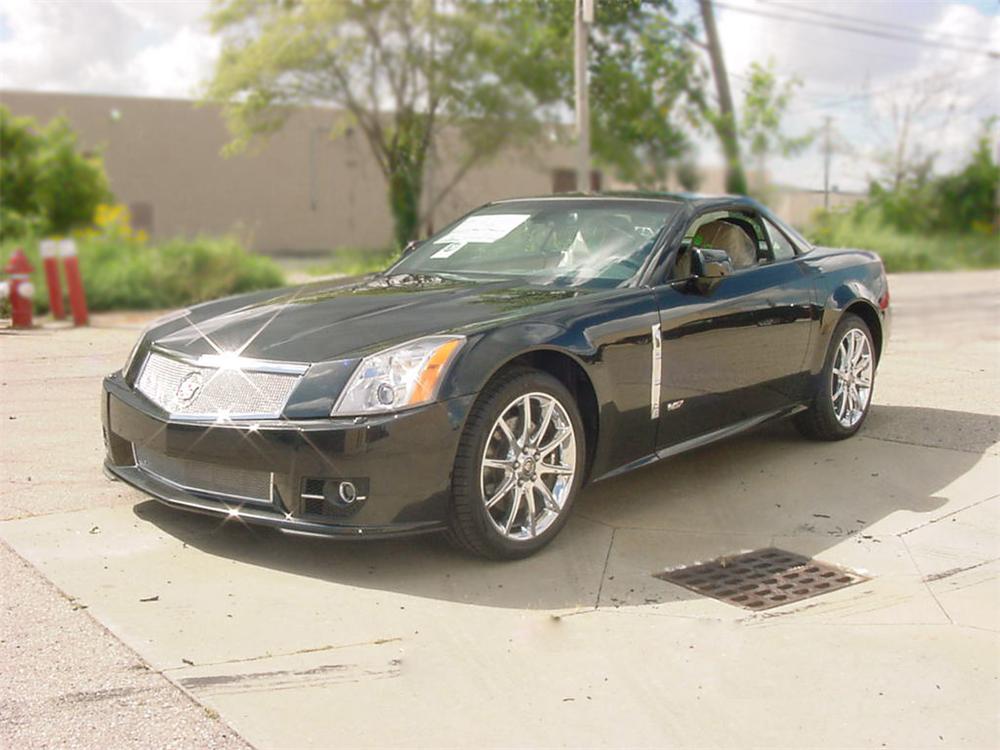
102 372 475 538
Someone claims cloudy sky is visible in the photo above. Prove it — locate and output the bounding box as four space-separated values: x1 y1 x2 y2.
0 0 997 191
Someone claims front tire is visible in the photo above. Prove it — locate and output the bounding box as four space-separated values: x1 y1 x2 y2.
447 368 586 560
795 313 876 440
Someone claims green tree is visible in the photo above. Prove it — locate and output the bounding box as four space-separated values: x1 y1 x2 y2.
205 0 559 247
694 0 746 195
36 117 113 235
932 121 999 233
1 108 44 238
507 0 701 189
867 118 999 235
205 0 710 244
583 1 701 188
0 106 111 240
739 60 814 192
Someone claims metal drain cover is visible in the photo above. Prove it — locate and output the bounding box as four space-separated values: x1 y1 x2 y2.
654 548 869 610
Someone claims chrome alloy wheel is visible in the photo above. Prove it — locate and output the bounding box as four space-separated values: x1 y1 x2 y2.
831 328 874 428
480 392 577 541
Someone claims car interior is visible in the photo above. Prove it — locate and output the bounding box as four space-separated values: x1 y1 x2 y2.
409 207 670 283
671 213 766 280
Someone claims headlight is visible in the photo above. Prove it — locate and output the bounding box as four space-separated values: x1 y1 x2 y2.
123 308 191 373
332 335 465 416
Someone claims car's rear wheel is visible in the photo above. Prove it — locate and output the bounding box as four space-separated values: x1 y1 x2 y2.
448 368 586 559
795 312 876 440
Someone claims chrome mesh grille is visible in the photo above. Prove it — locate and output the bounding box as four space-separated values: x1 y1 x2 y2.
136 350 301 419
135 446 272 503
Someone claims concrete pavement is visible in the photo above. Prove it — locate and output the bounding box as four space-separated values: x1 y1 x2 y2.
1 271 997 748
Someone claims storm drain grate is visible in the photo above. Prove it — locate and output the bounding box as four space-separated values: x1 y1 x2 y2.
654 548 869 610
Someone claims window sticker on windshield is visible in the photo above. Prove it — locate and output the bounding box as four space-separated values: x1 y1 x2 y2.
429 241 466 259
434 214 530 245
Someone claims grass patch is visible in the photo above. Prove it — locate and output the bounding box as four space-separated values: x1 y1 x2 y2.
306 246 398 277
807 213 999 273
1 234 284 314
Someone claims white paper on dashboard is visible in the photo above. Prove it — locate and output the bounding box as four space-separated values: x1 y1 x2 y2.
433 214 530 245
429 241 466 259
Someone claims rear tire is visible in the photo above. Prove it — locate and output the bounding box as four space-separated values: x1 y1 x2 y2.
795 313 876 441
447 368 586 560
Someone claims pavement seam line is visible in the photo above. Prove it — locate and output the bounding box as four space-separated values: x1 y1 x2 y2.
0 536 257 750
858 433 1000 456
594 527 616 610
898 534 954 626
898 492 1000 537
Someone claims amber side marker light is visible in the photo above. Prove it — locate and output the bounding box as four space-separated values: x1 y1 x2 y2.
410 338 464 405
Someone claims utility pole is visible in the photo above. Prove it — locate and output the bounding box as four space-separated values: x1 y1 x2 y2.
575 0 593 192
698 0 747 195
822 116 832 210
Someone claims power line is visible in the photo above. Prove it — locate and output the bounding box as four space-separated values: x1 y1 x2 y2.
712 1 1000 60
785 64 994 114
758 0 996 47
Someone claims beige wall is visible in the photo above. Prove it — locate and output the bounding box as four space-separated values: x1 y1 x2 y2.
1 89 850 251
769 188 864 228
0 90 576 254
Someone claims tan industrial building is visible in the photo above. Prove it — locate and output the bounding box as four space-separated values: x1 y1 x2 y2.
1 90 852 253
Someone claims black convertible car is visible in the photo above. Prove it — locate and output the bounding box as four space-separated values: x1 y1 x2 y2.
102 194 889 558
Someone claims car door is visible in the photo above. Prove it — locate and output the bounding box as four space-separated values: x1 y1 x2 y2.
650 208 816 451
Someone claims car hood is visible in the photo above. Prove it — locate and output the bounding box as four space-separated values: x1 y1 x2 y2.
153 274 601 363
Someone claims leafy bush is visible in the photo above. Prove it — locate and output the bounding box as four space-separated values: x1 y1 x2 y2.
807 118 998 273
1 233 284 313
306 246 399 278
0 106 112 240
851 121 998 237
807 212 999 272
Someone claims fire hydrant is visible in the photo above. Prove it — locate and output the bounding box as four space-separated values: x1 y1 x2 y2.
1 249 36 328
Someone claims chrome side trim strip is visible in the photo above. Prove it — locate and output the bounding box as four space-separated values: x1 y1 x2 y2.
150 345 310 376
650 322 662 420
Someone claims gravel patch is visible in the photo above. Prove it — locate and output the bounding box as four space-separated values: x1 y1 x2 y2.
0 542 250 750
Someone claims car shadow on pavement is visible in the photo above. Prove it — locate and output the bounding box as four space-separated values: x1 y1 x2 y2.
135 405 998 611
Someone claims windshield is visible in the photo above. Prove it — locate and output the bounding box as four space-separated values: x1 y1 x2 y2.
390 199 680 287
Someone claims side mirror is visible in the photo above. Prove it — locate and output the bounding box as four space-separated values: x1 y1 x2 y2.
691 247 733 280
402 239 424 257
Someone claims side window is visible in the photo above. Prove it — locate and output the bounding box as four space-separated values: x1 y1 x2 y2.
763 218 797 261
671 211 761 279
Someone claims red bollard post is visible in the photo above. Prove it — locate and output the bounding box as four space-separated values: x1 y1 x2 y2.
60 239 88 326
3 248 36 329
40 239 66 320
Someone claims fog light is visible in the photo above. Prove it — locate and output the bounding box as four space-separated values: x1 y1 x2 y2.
300 477 369 518
338 481 358 504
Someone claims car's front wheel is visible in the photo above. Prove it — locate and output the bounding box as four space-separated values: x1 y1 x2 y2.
795 312 877 440
448 368 586 559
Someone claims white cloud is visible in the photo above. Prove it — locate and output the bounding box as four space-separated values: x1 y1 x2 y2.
1 0 996 191
0 0 218 98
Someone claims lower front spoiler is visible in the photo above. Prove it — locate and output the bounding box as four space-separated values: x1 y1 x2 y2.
105 461 447 540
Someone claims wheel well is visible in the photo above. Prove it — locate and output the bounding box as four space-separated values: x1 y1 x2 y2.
502 350 599 471
844 301 883 362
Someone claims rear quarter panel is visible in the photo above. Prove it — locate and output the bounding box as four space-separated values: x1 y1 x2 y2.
802 246 890 373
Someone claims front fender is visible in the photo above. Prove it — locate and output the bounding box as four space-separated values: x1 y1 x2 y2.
438 288 661 479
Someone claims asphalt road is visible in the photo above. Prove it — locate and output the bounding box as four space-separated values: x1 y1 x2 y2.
1 271 997 749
